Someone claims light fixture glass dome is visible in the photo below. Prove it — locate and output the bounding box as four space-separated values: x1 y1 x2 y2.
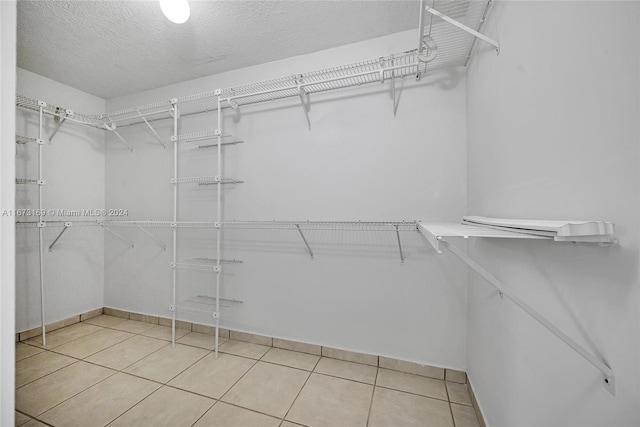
159 0 190 24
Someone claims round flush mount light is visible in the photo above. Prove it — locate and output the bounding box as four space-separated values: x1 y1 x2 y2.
160 0 190 24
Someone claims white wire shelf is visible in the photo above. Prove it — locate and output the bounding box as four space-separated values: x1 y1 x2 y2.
171 176 244 185
104 220 219 228
16 220 100 227
101 220 418 231
421 0 494 68
103 99 175 125
16 94 106 129
16 135 39 145
175 295 243 315
171 258 243 272
220 220 418 232
174 131 244 148
20 6 495 132
217 50 424 109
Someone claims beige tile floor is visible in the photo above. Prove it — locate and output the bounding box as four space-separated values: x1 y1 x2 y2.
15 315 481 427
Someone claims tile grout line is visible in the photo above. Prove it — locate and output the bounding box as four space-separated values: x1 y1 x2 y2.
216 357 261 404
277 355 324 427
279 366 314 425
445 379 459 427
273 349 324 426
103 384 171 427
187 399 218 427
374 383 454 405
161 346 213 385
17 319 462 426
16 356 83 390
311 370 376 387
365 366 380 427
23 354 120 422
80 342 172 377
21 323 108 351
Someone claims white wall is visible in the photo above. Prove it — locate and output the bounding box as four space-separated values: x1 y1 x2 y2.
15 69 105 332
0 1 16 424
105 29 470 368
466 1 639 426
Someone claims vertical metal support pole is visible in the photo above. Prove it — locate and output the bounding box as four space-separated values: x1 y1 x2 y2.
215 95 222 359
395 225 404 263
171 100 178 348
38 103 46 345
417 0 426 57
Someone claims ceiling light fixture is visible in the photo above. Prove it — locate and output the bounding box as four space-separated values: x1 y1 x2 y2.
159 0 190 24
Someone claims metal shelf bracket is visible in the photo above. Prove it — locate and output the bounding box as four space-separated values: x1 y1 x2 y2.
100 222 134 248
48 221 72 252
417 229 616 396
135 224 167 250
136 109 166 148
295 224 314 259
103 122 134 152
395 225 404 263
295 75 312 130
49 109 74 142
425 5 500 54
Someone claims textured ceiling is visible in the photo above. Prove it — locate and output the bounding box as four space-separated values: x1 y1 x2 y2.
17 0 421 99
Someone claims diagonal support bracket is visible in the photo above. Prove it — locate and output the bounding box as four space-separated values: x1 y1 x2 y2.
295 76 312 130
103 122 134 152
136 109 166 148
48 222 72 251
295 224 314 259
394 225 404 263
101 223 134 248
432 237 616 396
49 109 74 142
136 225 166 250
49 117 65 142
425 5 500 53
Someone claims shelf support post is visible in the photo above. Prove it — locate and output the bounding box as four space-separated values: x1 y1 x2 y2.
215 92 222 359
439 239 615 396
171 97 179 349
38 101 46 346
295 224 314 259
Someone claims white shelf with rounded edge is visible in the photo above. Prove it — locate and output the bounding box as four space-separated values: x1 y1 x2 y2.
461 216 616 242
417 217 617 396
